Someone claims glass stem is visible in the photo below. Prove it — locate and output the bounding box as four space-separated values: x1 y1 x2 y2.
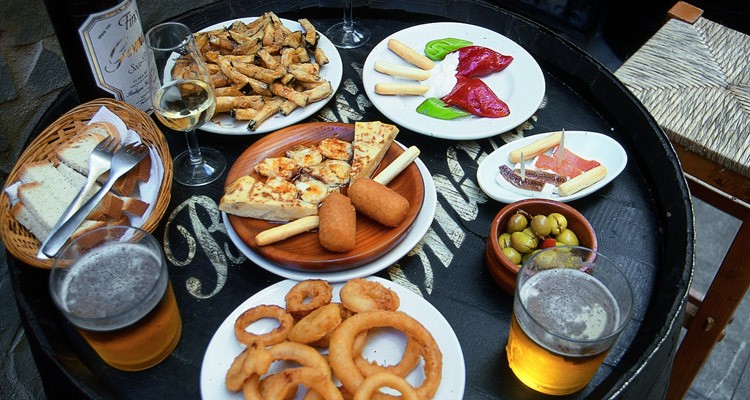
184 129 204 166
343 0 354 30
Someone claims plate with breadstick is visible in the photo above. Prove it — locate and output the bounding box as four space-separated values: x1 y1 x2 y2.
477 130 628 203
0 98 172 268
193 12 342 135
362 22 545 140
219 121 433 273
200 276 465 399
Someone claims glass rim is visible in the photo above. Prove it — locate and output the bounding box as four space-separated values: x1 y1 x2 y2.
145 21 193 52
515 245 635 345
49 225 167 325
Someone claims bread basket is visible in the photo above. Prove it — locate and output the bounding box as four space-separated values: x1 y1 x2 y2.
1 98 173 269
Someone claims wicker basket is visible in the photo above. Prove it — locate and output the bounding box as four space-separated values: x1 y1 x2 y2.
1 98 173 269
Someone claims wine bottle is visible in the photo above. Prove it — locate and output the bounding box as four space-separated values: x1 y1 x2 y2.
42 0 153 112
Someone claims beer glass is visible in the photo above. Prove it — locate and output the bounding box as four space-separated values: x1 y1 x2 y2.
506 246 633 395
49 226 182 371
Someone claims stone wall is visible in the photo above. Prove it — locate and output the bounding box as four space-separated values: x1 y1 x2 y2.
0 0 214 183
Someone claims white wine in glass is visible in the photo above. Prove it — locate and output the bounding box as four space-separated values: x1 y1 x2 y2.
326 0 370 49
146 22 226 186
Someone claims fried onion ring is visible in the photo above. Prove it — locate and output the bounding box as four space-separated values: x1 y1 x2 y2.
234 304 294 346
263 367 344 400
285 279 334 319
340 279 400 313
329 311 442 400
352 372 420 400
289 303 343 344
268 340 332 377
225 342 273 392
353 329 422 378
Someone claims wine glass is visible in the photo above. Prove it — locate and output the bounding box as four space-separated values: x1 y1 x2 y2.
325 0 370 49
146 22 226 186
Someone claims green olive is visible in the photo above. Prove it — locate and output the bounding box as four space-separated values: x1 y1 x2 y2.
497 233 512 248
522 250 540 264
548 213 568 236
502 246 522 264
522 228 539 246
506 213 528 233
530 215 552 237
511 231 536 254
533 250 559 269
556 228 579 246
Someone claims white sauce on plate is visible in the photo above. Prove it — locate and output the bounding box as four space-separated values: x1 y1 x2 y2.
422 52 459 98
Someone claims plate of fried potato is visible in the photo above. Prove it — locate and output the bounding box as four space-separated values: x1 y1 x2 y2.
200 277 466 399
195 13 343 135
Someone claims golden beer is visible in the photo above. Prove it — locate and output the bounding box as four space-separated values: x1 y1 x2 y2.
507 249 632 396
507 315 609 394
50 227 182 371
77 281 182 371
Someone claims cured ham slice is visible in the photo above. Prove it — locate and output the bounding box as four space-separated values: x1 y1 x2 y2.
534 154 583 179
551 147 601 171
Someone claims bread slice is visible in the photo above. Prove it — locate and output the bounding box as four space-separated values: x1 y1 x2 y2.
55 121 120 175
349 121 398 186
219 175 318 222
11 202 50 242
16 181 77 235
18 160 60 184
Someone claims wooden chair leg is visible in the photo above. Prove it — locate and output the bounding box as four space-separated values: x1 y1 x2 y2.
667 215 750 399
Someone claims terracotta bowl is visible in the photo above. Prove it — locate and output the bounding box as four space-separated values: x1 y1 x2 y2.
485 198 597 295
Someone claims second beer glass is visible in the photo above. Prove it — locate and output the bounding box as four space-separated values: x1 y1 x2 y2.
506 246 633 395
49 226 182 371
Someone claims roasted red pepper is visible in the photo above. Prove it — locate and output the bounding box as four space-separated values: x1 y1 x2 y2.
441 76 510 118
455 45 513 77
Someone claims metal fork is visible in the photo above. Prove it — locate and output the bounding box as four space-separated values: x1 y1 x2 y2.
60 136 119 223
40 143 149 258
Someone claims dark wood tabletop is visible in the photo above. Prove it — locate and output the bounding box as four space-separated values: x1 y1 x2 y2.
7 1 693 399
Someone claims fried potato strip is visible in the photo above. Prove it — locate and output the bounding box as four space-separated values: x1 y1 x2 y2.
192 12 334 131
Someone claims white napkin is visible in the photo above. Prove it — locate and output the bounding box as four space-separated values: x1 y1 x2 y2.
89 106 165 226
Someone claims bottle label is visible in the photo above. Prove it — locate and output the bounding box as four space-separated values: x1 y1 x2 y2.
78 0 152 112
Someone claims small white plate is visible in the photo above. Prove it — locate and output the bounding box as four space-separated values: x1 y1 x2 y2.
477 131 628 203
363 22 545 140
200 277 466 399
197 17 343 135
222 156 437 282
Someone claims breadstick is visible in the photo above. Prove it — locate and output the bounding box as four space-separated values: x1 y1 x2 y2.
387 39 435 70
375 83 428 96
374 61 431 81
373 146 420 185
558 165 608 197
318 192 357 252
255 216 319 246
508 132 562 164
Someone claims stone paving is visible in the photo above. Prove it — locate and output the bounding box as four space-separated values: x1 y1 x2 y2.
1 1 748 399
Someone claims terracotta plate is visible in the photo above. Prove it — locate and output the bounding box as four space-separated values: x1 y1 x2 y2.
224 122 425 271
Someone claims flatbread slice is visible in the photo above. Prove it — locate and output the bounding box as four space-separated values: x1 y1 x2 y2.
349 121 399 186
219 175 318 222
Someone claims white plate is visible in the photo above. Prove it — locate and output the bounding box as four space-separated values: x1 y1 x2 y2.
197 17 343 135
477 131 628 203
200 277 465 399
363 22 545 140
223 156 437 282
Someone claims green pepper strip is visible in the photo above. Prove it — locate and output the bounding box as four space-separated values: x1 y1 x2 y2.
417 98 471 120
424 38 473 61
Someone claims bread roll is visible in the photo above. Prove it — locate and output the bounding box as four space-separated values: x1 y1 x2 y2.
318 192 357 252
348 178 409 227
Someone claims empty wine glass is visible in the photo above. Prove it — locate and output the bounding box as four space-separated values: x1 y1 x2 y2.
326 0 370 49
146 22 226 186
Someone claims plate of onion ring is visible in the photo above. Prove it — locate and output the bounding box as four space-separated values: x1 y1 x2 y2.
200 277 465 399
